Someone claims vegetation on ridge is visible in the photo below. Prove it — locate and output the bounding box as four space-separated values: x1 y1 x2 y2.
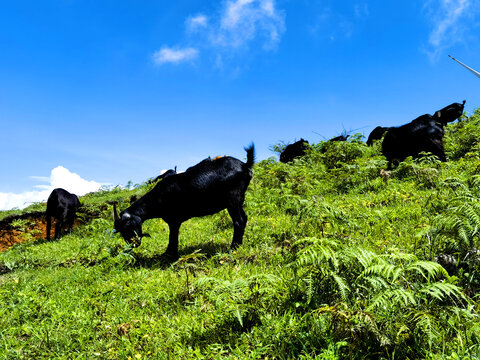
1 109 480 359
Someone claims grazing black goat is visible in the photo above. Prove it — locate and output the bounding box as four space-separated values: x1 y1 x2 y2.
113 144 255 259
280 139 309 163
46 188 81 240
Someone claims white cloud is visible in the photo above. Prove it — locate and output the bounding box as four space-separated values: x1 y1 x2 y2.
0 166 103 210
152 46 199 65
425 0 477 59
186 14 209 32
216 0 285 50
152 0 285 68
309 5 368 41
354 3 369 18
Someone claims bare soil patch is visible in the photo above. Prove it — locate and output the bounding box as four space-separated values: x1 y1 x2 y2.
0 211 83 252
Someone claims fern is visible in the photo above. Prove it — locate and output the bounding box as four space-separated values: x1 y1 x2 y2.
330 273 350 302
349 247 377 270
419 282 465 302
367 288 417 310
411 311 438 350
406 260 448 281
429 181 480 254
361 263 403 282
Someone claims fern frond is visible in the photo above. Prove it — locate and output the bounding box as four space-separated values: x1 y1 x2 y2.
382 251 417 263
330 272 350 301
306 272 314 304
368 288 416 311
353 311 391 347
419 282 465 302
441 177 467 191
411 311 438 349
362 263 403 282
406 261 448 280
348 247 377 270
296 239 339 269
359 275 390 291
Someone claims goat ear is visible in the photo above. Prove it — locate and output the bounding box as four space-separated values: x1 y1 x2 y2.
113 203 120 222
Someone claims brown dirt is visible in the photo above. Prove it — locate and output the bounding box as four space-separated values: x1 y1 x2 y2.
0 212 82 252
0 203 117 253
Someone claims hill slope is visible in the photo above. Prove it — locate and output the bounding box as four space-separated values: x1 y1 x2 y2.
1 110 480 359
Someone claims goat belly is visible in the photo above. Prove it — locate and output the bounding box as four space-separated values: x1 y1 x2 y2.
165 191 231 219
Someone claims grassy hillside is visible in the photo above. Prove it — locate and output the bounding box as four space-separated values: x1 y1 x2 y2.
1 110 480 359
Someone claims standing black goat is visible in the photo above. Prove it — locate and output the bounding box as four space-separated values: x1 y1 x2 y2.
329 134 349 142
280 139 309 163
433 100 466 127
366 126 392 146
381 100 465 169
46 188 81 240
113 144 255 259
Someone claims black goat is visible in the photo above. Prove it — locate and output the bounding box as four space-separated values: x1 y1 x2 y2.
279 139 309 163
366 126 392 146
46 188 81 240
329 134 349 142
433 100 466 127
113 145 255 259
381 100 465 169
381 114 446 169
368 101 465 147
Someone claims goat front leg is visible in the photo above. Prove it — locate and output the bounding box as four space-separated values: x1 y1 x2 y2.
65 212 75 235
164 222 181 259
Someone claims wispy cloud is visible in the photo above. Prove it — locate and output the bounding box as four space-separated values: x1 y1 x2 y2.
152 47 199 65
216 0 285 50
152 0 285 68
186 14 209 32
309 3 368 41
0 166 103 210
354 3 369 19
424 0 478 59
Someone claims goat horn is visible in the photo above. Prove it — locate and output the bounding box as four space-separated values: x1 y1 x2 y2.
113 203 120 222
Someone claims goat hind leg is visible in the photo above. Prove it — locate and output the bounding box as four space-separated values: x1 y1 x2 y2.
228 206 247 249
54 219 64 239
46 214 52 240
66 212 75 234
54 209 68 239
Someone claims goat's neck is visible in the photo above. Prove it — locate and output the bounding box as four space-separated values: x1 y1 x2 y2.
125 201 148 221
127 197 162 221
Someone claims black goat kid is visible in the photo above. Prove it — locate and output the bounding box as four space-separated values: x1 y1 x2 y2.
46 188 81 240
113 144 255 259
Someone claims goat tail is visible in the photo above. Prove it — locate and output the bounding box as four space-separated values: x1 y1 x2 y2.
244 143 255 168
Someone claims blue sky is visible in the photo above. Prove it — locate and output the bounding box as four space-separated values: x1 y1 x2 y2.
0 0 479 209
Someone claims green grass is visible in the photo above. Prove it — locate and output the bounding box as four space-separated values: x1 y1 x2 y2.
1 110 480 359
